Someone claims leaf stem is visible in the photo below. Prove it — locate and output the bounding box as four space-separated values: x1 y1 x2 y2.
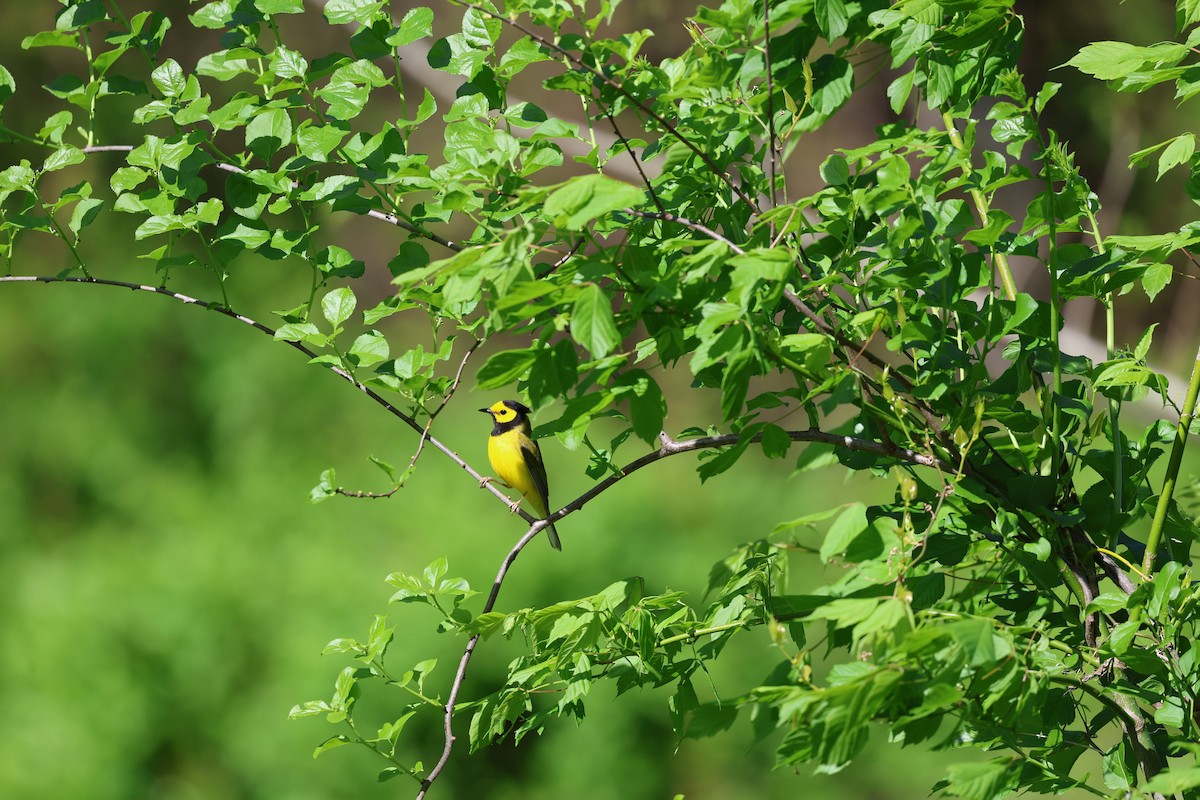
1144 343 1200 572
941 112 1016 300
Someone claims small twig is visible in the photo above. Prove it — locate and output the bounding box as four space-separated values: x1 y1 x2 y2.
405 336 483 475
1094 547 1144 590
536 238 584 280
334 487 400 499
600 104 665 215
627 209 742 252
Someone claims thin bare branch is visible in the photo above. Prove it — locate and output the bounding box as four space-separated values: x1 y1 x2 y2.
551 429 946 524
600 104 666 215
627 209 744 252
0 275 521 512
334 486 400 499
405 336 483 473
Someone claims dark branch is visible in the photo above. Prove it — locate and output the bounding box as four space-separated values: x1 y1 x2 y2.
600 104 666 216
550 429 946 524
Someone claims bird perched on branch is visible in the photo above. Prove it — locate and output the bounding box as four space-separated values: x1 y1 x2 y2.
479 399 562 550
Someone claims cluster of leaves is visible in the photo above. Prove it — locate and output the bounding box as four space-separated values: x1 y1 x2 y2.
8 0 1200 798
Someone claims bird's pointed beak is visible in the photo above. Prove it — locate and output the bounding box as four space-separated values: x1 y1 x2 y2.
478 407 491 414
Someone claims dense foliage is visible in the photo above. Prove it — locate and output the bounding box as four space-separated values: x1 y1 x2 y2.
6 0 1200 798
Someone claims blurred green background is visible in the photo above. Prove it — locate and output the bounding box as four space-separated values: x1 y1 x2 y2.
1 1 1195 798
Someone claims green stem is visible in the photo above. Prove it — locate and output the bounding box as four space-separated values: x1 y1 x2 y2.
1144 345 1200 572
44 208 92 278
658 620 752 647
1085 204 1123 548
1042 155 1063 481
942 112 1017 300
0 125 44 146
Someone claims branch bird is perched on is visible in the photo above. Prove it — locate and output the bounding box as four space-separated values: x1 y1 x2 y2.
479 399 562 550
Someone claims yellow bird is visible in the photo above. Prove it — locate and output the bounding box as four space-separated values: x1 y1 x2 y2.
479 399 562 550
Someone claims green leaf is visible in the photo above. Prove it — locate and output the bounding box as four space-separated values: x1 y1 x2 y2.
42 146 84 172
1066 41 1188 81
151 59 186 97
1157 133 1195 180
246 108 293 158
67 197 103 236
619 370 665 445
324 0 384 25
316 245 365 278
1143 767 1200 794
819 154 849 186
544 173 644 230
349 331 390 367
476 348 537 389
942 758 1017 800
312 734 351 758
256 0 305 14
322 287 357 329
760 424 791 459
276 323 329 347
814 0 849 40
779 333 834 379
388 7 434 47
571 284 621 358
820 503 867 562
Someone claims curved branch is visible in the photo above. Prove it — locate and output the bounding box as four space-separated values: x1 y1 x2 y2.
0 275 521 511
416 520 542 800
549 429 945 525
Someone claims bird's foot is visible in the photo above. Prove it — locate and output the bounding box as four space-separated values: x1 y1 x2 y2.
507 499 522 514
479 476 496 489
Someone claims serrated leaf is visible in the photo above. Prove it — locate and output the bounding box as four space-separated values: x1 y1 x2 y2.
322 287 357 328
544 173 643 230
820 503 867 562
571 284 621 358
476 348 537 389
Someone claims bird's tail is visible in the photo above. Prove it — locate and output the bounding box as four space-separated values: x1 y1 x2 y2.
545 520 562 551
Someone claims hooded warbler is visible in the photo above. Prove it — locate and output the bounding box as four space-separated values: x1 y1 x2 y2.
479 399 562 550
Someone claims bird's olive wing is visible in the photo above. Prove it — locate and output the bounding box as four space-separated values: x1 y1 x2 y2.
521 436 550 505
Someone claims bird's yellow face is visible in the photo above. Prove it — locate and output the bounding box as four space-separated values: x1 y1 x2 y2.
482 400 519 424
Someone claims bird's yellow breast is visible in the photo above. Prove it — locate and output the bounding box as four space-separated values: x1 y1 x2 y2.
487 430 546 515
